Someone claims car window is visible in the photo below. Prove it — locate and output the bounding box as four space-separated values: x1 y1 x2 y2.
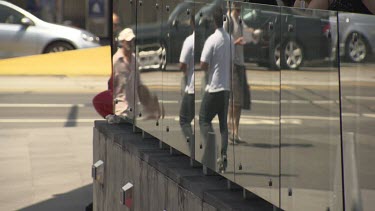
0 5 24 24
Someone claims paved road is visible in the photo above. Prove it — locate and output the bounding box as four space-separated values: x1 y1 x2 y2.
0 76 106 211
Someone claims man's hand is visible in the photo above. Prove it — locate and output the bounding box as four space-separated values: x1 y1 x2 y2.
179 63 187 75
200 62 209 72
234 37 246 45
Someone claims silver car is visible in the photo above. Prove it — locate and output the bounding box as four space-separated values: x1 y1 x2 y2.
0 0 100 59
331 12 375 63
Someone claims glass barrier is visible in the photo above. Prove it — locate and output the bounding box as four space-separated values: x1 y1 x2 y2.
113 0 138 123
111 1 375 210
162 0 195 156
232 1 281 206
280 7 343 211
338 12 375 211
134 0 164 140
194 0 235 180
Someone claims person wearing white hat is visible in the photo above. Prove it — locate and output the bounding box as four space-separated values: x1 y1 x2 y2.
112 28 163 121
112 28 139 119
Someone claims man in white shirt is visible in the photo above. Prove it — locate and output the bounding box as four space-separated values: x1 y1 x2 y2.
199 7 233 173
179 15 195 155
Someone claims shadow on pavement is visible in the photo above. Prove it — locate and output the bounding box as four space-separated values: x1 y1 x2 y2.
19 184 92 211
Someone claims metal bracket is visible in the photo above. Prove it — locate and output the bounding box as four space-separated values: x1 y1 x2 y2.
92 160 104 184
120 182 134 209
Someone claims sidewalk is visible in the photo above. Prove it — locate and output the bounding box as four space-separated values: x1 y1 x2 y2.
0 126 93 211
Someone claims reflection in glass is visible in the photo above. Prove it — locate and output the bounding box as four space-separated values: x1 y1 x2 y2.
231 1 280 206
225 1 254 146
133 0 164 140
178 12 195 156
280 7 343 211
113 28 139 122
339 12 375 211
162 1 195 156
197 5 232 174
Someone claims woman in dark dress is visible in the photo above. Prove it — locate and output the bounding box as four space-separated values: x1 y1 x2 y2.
294 0 375 14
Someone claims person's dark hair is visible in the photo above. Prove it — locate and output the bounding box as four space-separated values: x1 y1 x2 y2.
213 6 223 28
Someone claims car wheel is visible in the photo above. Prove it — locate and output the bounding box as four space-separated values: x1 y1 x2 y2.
281 40 303 70
44 42 75 53
159 45 167 71
345 32 368 63
268 42 281 70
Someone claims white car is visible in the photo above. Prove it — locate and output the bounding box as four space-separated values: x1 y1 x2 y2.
0 0 101 59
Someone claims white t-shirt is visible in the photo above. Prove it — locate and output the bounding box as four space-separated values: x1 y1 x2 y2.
200 28 233 93
179 32 195 94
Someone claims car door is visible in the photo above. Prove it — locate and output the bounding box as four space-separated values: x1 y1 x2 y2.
0 4 38 58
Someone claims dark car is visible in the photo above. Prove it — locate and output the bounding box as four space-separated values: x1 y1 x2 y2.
242 6 333 69
131 0 219 71
133 1 332 71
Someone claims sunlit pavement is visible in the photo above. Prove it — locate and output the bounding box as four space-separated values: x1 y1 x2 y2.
0 49 111 211
0 127 93 211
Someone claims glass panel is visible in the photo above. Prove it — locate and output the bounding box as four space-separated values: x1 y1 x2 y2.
194 0 234 180
338 12 375 211
162 0 195 156
134 0 164 140
280 7 343 211
112 0 138 122
231 1 280 206
113 0 137 54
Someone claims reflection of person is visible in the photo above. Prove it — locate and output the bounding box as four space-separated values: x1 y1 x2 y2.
294 0 375 14
199 7 233 173
179 15 195 154
224 2 255 145
114 28 163 120
28 0 61 22
112 28 140 119
93 28 162 122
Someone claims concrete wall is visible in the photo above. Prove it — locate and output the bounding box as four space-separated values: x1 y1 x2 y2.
93 121 280 211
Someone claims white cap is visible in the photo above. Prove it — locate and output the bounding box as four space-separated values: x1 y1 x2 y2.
118 28 135 41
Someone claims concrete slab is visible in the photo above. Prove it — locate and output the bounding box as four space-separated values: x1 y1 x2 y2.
0 127 93 211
